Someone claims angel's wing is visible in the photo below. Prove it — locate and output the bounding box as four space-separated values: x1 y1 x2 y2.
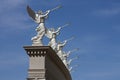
27 5 36 20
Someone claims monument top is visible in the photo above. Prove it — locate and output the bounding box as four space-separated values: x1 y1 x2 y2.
26 4 79 74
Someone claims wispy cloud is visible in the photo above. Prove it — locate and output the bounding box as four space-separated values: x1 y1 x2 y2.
87 72 112 77
0 13 33 30
93 8 120 16
0 0 32 30
0 53 28 69
0 0 26 13
87 67 120 77
79 34 109 54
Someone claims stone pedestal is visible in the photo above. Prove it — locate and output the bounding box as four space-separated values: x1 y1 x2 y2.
24 46 72 80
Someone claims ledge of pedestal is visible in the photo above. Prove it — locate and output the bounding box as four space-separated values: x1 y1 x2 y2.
23 46 72 80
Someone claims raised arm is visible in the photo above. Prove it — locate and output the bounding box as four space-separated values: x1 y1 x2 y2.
67 48 79 56
55 23 69 33
55 27 62 33
61 40 67 46
42 10 50 17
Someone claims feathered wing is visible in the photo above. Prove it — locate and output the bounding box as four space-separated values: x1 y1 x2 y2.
27 5 36 20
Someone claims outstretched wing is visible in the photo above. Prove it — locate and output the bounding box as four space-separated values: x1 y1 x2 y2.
27 5 36 20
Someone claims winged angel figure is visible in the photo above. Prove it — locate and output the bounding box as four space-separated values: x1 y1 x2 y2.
45 27 61 50
27 5 50 24
27 5 50 46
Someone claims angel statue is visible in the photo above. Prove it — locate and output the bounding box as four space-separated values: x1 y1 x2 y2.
45 27 61 50
56 40 68 60
56 40 68 59
62 48 79 67
27 5 50 46
56 37 74 59
67 56 79 67
45 23 69 50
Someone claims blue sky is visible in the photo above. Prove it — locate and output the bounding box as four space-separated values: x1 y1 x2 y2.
0 0 120 80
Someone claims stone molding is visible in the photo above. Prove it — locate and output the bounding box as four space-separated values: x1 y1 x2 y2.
28 69 45 72
28 73 45 78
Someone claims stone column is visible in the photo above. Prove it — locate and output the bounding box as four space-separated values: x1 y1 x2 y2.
24 46 47 80
23 46 72 80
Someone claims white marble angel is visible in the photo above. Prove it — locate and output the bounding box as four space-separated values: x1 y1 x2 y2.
45 24 69 50
67 56 79 66
56 40 67 59
62 48 79 67
27 5 50 46
56 37 74 59
45 27 61 50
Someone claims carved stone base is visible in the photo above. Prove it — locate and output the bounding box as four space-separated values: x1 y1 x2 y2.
24 46 72 80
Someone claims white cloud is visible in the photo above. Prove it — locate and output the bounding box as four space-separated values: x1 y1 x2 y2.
0 13 31 29
0 0 33 30
86 67 120 78
0 53 28 69
87 72 112 77
79 34 108 54
0 0 26 13
93 8 120 16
